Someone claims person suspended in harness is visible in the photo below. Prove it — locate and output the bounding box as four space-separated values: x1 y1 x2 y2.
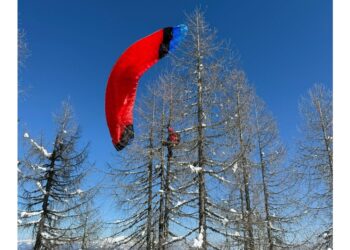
163 126 180 157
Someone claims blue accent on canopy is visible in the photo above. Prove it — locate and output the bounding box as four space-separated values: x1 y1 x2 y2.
169 24 188 51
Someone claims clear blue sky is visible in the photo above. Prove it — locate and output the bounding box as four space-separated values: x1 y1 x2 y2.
18 0 332 225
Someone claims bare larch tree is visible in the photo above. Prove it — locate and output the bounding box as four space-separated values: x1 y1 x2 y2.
295 84 333 249
18 102 92 250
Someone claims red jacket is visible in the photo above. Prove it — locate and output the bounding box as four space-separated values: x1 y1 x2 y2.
168 127 180 145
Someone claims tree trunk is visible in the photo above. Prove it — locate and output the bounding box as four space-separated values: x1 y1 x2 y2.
236 89 254 250
81 216 88 250
242 158 255 250
34 144 57 250
146 132 154 250
239 187 248 250
196 13 207 249
158 105 166 250
164 144 172 242
253 101 274 250
315 99 333 184
164 90 174 242
260 158 273 250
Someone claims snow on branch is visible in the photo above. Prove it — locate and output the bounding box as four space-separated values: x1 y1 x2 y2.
178 126 197 133
36 181 47 194
20 210 43 218
232 162 238 173
207 172 231 184
269 221 282 231
24 132 52 159
69 189 83 196
163 227 197 247
230 208 237 213
18 219 41 227
193 226 204 248
173 198 197 209
189 164 202 173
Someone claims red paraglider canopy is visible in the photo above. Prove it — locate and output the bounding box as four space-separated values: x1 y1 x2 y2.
105 25 187 151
